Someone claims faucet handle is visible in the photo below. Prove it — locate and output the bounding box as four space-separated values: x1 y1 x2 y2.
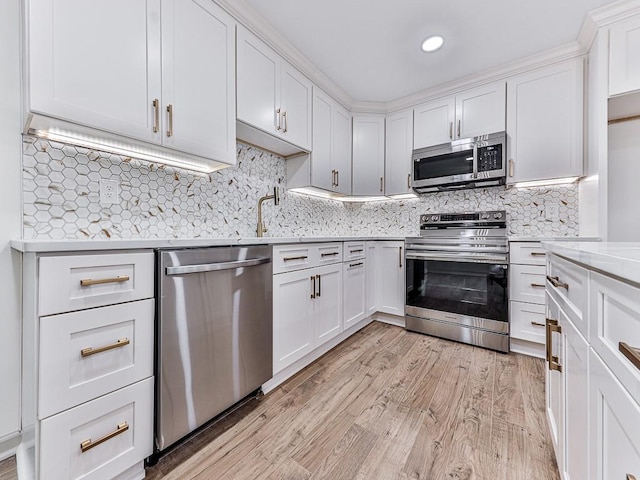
262 222 268 234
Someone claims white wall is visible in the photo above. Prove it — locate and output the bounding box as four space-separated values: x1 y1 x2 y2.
0 0 23 450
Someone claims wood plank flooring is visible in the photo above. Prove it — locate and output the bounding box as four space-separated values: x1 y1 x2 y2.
0 322 559 480
146 322 559 480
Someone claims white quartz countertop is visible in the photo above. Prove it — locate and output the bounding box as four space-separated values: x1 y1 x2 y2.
11 236 405 253
508 236 600 242
542 241 640 285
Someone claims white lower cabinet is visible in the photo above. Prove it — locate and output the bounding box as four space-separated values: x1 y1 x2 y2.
375 241 405 316
312 264 343 345
343 259 366 329
40 378 153 480
546 294 565 472
365 242 378 316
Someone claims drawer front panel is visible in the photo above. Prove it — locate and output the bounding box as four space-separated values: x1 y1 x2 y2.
39 378 153 480
510 241 546 265
589 350 640 480
547 254 589 338
343 241 365 261
316 243 343 265
510 264 546 304
39 300 154 419
590 271 640 405
510 301 546 344
273 245 313 274
39 252 154 316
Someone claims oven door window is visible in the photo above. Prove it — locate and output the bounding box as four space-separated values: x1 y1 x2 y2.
406 259 508 322
414 149 474 180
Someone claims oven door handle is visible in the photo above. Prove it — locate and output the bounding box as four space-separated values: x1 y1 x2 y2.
166 257 271 275
405 253 508 265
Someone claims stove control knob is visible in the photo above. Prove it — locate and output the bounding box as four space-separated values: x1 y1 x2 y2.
494 212 503 219
431 215 439 221
481 212 490 219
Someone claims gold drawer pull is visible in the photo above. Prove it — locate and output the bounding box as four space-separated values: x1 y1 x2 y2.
530 283 545 288
80 275 130 287
321 252 339 257
620 342 640 371
81 338 130 357
530 252 546 257
627 475 637 480
283 256 308 262
349 262 364 268
350 249 364 254
547 275 569 290
531 321 545 327
80 422 129 453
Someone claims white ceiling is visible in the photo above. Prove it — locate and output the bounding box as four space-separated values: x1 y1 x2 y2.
244 0 614 103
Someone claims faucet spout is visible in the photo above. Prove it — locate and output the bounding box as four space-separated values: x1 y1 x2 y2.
256 187 280 237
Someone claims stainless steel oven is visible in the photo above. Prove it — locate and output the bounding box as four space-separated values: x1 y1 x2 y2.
405 211 509 352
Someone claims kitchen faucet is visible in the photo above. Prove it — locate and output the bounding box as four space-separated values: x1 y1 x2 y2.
256 187 280 237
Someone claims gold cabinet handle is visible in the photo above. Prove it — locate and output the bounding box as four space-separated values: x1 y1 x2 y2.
331 170 336 187
276 108 282 131
310 276 316 299
152 99 160 133
399 246 403 268
283 256 308 262
620 342 640 371
336 170 339 187
80 422 129 453
547 275 569 290
350 249 363 254
509 159 514 177
166 104 174 137
449 122 453 140
380 177 384 193
349 262 364 268
531 321 545 327
80 275 130 287
321 252 339 257
627 475 637 480
457 119 461 138
407 173 411 190
531 252 546 257
316 274 321 297
531 283 546 288
282 111 288 133
546 318 562 372
81 338 130 358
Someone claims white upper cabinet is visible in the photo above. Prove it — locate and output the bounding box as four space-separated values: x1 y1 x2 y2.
609 14 640 96
27 0 236 167
310 90 334 192
413 81 505 149
331 105 353 195
160 0 236 164
352 115 385 196
506 59 584 184
385 109 414 196
236 26 312 153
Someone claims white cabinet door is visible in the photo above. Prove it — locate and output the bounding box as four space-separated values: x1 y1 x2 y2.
546 295 565 474
313 264 343 346
280 62 312 150
413 97 455 149
589 350 640 480
236 26 279 136
343 260 366 329
311 87 334 191
160 0 236 163
28 0 161 143
376 241 405 316
455 81 506 139
273 269 314 374
385 109 414 195
332 105 352 195
562 312 589 480
352 115 385 196
366 242 378 316
506 59 584 184
609 15 640 96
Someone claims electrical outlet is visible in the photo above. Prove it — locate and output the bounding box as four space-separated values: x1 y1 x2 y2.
100 179 119 205
546 204 559 221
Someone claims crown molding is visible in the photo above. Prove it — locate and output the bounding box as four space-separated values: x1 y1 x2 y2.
578 14 599 51
589 0 640 26
214 0 354 110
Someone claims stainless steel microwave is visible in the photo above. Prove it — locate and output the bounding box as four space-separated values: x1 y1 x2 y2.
411 131 506 193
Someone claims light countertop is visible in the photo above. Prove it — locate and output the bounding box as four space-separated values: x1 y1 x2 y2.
542 241 640 285
508 236 599 242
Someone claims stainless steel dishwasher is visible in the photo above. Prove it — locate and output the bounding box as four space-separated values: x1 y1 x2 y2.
156 245 273 451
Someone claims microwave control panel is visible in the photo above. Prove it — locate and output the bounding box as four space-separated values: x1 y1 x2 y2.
477 145 502 172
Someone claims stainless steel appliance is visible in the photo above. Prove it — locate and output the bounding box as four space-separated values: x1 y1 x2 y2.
156 246 273 451
405 211 509 352
411 131 506 193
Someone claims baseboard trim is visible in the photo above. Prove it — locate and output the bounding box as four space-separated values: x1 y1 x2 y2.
373 312 405 328
0 432 20 463
510 338 545 359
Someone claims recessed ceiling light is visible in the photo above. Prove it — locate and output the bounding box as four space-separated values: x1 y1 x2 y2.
421 35 444 53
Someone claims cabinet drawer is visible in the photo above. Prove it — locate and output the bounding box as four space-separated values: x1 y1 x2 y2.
40 378 153 480
547 254 589 338
343 241 365 261
510 264 546 304
39 300 154 419
589 350 640 480
39 252 154 316
510 241 546 265
273 245 313 274
590 271 640 405
316 243 343 265
510 301 546 344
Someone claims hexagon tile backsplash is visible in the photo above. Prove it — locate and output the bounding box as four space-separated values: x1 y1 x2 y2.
22 135 578 240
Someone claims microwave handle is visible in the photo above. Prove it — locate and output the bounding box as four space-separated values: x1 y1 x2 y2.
472 143 478 179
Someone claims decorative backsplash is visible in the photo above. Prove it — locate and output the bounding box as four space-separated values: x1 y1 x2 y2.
22 135 578 240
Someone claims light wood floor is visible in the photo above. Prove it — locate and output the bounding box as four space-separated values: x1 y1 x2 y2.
0 322 559 480
146 322 559 480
